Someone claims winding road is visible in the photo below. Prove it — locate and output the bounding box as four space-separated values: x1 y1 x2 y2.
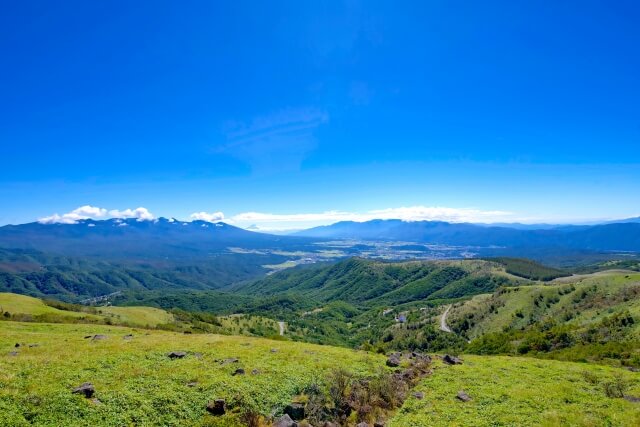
439 305 452 333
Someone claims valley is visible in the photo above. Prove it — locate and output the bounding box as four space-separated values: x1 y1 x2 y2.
1 220 640 426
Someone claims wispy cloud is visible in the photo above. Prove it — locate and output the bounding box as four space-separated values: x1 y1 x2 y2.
38 206 155 224
219 107 328 173
226 206 514 231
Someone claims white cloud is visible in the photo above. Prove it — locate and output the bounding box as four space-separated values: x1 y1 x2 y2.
227 206 515 231
190 211 225 223
108 207 155 221
38 206 154 224
38 205 107 224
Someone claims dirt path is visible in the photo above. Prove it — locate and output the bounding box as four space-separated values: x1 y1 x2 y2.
439 305 452 333
278 321 285 336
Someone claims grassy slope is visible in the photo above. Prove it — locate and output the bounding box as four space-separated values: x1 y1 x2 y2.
391 355 640 427
0 322 383 427
0 292 102 320
240 258 529 307
2 322 639 426
449 271 640 339
98 306 175 327
0 292 173 327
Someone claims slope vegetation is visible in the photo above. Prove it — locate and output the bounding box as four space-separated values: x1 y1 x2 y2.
392 355 640 427
447 271 640 366
2 322 639 426
239 258 526 306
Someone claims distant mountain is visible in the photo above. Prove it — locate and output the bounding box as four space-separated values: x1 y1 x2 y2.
0 217 311 260
0 218 317 300
294 219 640 252
603 216 640 224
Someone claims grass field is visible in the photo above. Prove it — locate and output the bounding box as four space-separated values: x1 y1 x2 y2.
2 321 640 426
0 292 103 320
0 292 174 328
0 321 383 426
391 355 640 427
98 305 175 327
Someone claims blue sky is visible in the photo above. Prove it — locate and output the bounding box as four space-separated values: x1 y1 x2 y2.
1 1 639 229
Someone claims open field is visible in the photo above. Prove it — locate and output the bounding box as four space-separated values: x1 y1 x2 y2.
0 321 383 426
392 355 640 427
2 321 640 426
0 292 174 328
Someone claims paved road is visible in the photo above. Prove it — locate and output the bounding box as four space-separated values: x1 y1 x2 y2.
278 321 285 336
439 305 452 333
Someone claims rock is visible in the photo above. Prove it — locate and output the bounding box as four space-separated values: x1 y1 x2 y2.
220 357 239 365
91 335 108 341
14 343 20 348
270 348 278 353
411 352 431 362
8 351 18 356
456 391 472 402
412 391 424 399
356 423 370 427
84 335 93 339
72 382 95 398
123 334 133 340
206 399 226 415
251 368 261 375
273 414 297 427
443 354 463 365
386 354 401 367
186 381 198 387
168 351 187 359
625 395 640 403
28 344 39 348
284 403 305 420
232 368 245 376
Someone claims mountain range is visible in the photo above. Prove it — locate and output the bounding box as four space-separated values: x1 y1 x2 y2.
293 219 640 252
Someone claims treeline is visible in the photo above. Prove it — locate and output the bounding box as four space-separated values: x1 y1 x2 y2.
486 257 570 281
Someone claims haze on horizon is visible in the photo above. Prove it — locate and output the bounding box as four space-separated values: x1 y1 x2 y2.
2 2 639 228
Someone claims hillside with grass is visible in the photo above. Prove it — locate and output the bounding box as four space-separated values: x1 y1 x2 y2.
2 321 639 426
391 355 640 426
447 270 640 366
237 258 528 306
0 293 281 339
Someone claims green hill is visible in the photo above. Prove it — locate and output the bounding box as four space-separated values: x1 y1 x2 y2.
0 293 279 338
447 270 640 366
238 258 528 306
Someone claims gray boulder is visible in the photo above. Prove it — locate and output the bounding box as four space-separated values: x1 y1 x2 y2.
206 399 226 415
443 354 463 365
168 351 187 359
456 390 472 402
72 382 95 398
273 414 297 427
